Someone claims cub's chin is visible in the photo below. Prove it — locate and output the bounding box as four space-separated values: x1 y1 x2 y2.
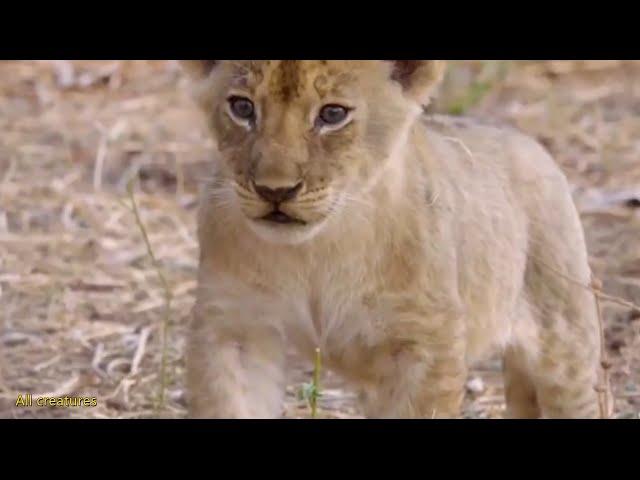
245 215 328 246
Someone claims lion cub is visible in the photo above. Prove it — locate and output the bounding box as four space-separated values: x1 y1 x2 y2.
181 60 609 418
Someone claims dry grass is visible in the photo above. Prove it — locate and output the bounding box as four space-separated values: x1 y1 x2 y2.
1 60 639 419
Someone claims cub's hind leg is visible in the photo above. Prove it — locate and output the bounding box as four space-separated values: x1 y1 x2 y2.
523 261 607 418
531 312 604 419
505 320 603 419
503 346 541 418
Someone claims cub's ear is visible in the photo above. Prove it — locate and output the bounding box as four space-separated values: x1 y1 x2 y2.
387 60 446 106
180 60 219 79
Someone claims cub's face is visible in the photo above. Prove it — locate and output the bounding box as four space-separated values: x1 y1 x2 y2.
183 60 444 244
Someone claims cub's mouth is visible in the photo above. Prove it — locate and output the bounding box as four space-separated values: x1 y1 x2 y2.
259 210 307 226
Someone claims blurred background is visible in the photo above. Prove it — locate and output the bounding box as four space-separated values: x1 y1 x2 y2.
1 60 639 418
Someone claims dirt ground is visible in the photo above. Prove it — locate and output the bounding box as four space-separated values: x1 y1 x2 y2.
1 60 639 419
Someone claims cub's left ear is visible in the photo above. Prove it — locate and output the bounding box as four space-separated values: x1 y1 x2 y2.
180 60 219 80
387 60 446 106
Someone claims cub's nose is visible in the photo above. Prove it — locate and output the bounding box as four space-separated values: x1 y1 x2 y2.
253 181 303 204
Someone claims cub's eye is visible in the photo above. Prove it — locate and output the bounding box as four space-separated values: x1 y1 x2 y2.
318 104 350 126
228 96 255 120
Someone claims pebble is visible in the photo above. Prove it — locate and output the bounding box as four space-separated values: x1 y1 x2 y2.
466 377 485 394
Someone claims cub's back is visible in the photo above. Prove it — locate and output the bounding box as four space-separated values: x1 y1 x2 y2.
420 114 575 233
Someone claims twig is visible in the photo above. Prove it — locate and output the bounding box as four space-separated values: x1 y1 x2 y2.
31 355 62 374
130 326 154 376
175 157 185 200
91 342 106 377
311 348 322 419
592 276 612 419
1 156 17 186
126 179 173 415
533 256 640 419
35 374 81 399
443 136 474 160
93 123 108 192
533 256 640 314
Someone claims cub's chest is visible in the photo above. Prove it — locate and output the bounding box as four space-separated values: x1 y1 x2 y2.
281 284 395 368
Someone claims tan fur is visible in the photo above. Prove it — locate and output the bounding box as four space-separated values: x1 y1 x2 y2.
182 60 610 419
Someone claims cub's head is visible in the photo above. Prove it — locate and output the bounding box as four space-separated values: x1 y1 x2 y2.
182 60 445 244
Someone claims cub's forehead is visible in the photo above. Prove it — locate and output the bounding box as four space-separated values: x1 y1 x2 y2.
226 60 378 100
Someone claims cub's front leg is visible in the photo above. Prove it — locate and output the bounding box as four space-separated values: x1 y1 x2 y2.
358 304 468 419
186 294 286 419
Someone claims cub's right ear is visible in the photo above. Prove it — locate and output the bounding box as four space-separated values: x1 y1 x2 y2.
180 60 219 79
